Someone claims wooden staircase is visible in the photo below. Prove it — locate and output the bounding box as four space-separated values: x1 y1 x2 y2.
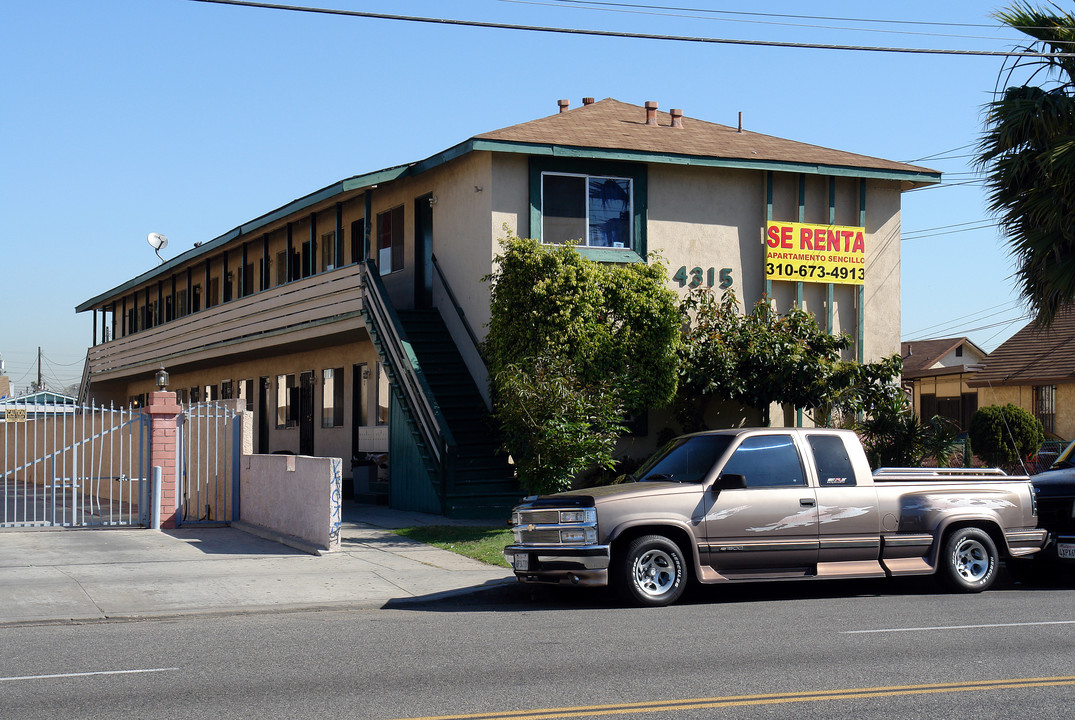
395 310 520 519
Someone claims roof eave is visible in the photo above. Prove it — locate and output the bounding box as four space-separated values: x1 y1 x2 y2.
470 139 941 185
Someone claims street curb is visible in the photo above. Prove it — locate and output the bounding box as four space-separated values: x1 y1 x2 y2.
0 579 523 629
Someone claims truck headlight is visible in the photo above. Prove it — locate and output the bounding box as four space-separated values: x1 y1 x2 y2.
559 509 596 524
560 527 597 544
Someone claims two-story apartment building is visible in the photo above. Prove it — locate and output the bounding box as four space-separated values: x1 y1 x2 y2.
76 98 939 516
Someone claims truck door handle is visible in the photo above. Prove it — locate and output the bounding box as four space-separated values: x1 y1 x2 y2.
800 498 816 507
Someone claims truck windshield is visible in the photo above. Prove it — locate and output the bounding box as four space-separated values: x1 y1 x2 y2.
635 435 733 484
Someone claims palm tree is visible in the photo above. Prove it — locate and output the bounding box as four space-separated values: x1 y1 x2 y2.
978 2 1075 326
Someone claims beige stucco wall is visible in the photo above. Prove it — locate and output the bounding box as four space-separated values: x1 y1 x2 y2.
976 383 1075 439
114 339 381 463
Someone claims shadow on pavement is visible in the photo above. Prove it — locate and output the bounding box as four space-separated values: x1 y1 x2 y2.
162 527 308 556
381 565 1075 613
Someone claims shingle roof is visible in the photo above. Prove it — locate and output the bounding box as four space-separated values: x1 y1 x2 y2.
477 98 937 178
901 337 977 376
969 308 1075 387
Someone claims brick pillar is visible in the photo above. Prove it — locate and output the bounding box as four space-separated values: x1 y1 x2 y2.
146 391 182 529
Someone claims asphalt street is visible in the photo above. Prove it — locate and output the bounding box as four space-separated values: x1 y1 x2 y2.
2 572 1073 720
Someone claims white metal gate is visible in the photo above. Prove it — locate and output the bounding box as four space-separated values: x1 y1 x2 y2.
1 400 149 528
178 402 241 525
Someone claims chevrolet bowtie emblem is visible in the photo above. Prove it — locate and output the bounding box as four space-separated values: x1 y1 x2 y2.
527 524 536 532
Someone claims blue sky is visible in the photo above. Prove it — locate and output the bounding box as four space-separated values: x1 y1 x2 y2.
0 0 1039 392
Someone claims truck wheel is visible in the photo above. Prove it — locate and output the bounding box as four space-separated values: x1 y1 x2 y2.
939 528 998 593
618 535 687 607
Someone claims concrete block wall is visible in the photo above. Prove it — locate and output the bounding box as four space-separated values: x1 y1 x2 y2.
238 454 342 552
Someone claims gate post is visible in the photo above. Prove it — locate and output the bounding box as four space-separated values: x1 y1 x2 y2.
146 391 181 529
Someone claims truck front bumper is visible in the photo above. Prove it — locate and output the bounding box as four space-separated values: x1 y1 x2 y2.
504 544 611 587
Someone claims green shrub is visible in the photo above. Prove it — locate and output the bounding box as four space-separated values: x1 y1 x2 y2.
968 404 1044 471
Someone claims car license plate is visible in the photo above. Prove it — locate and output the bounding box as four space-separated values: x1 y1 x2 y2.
513 552 530 571
1058 543 1075 560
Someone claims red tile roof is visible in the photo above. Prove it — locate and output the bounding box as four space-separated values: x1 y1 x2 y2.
476 98 937 177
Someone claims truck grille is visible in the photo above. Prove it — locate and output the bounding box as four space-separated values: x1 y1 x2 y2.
515 528 562 544
515 510 560 525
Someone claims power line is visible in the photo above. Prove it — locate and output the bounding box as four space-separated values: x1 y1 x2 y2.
904 143 978 163
904 301 1021 338
500 0 1038 43
548 0 1075 33
906 179 986 192
190 1 1075 58
903 221 999 240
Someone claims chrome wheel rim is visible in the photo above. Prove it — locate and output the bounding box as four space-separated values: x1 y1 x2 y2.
954 538 990 582
633 548 677 597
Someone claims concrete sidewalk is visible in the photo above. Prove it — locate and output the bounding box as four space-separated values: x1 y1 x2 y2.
0 503 515 626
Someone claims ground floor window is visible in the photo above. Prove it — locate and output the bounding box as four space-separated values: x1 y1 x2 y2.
1034 385 1056 434
276 374 296 428
238 378 253 411
322 367 344 427
376 363 390 425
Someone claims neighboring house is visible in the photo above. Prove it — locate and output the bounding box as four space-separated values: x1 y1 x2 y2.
75 97 939 516
0 391 77 417
968 308 1075 439
901 337 986 430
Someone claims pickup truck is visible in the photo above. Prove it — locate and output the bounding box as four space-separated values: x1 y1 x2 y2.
504 428 1046 606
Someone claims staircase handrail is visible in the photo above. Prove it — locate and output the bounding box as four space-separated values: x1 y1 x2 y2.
360 261 457 467
431 254 485 363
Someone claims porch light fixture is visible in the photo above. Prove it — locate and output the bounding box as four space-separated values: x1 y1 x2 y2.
155 365 169 391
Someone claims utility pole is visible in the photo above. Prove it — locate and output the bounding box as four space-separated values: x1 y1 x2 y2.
37 346 42 392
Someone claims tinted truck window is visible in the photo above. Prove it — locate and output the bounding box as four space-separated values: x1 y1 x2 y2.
808 434 856 487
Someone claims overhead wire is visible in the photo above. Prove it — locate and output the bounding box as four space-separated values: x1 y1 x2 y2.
541 1 1043 30
497 0 1035 42
190 1 1075 58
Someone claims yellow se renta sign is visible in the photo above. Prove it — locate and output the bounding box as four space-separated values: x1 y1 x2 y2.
765 221 865 286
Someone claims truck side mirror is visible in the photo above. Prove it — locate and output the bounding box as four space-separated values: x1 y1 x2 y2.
715 473 746 490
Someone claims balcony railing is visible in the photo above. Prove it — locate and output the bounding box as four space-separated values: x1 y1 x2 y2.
86 267 364 380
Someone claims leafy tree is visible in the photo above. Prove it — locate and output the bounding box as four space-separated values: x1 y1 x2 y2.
855 398 965 470
484 236 680 493
856 396 928 468
676 289 903 427
969 403 1045 471
492 358 625 495
978 2 1075 326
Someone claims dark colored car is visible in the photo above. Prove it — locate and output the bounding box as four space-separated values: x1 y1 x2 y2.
1014 439 1075 581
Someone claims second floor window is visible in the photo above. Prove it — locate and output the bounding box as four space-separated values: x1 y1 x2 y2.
377 206 404 275
541 172 633 249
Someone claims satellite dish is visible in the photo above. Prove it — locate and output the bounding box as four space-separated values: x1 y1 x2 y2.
147 233 169 263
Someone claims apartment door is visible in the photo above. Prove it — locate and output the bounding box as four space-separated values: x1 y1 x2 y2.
414 194 433 309
299 370 315 456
